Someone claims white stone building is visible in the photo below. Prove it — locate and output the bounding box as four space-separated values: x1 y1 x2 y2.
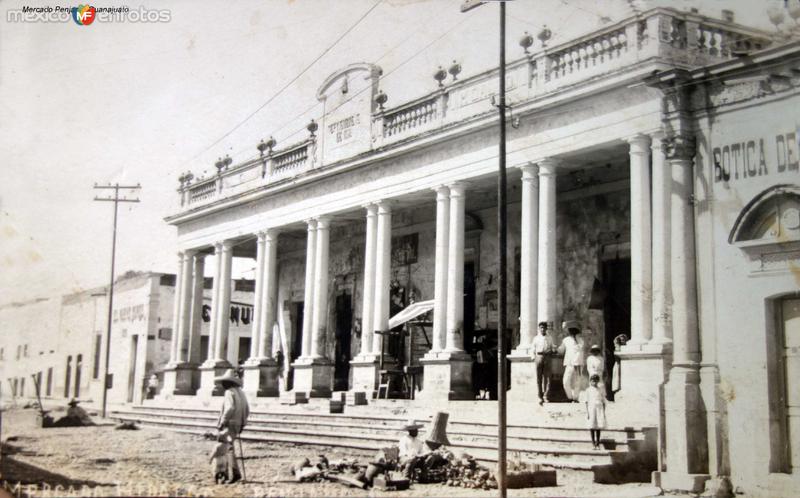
161 7 797 496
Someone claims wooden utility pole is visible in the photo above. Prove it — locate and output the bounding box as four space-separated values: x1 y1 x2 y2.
93 183 140 418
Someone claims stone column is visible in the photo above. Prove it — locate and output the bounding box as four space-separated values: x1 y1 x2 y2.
168 252 184 365
300 220 317 358
420 182 472 401
431 186 450 354
627 134 653 345
187 254 206 364
243 230 280 398
292 217 333 400
175 250 195 363
198 242 232 398
446 183 466 352
509 165 540 400
350 204 380 403
650 133 673 346
372 203 392 354
311 216 331 359
360 204 378 356
655 135 709 493
537 160 558 327
515 164 539 352
161 251 186 398
214 240 234 364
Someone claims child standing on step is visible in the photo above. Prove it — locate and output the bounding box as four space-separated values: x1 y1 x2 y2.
585 374 607 449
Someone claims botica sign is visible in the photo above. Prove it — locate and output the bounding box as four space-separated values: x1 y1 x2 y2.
713 129 800 183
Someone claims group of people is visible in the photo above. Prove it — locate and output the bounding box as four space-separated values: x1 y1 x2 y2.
532 320 608 448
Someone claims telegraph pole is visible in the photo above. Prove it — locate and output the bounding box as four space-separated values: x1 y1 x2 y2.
460 1 508 496
93 183 140 418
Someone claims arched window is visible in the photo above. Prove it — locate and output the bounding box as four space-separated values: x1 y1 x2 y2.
729 185 800 245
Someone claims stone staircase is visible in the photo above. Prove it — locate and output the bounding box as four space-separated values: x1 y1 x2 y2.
110 402 656 482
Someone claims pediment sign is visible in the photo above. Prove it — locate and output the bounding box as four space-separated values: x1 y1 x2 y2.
316 63 381 165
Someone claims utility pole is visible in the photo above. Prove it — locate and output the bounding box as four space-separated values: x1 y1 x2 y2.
93 183 140 418
460 1 508 496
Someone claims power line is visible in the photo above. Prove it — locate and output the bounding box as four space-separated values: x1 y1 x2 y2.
181 0 383 168
93 182 140 419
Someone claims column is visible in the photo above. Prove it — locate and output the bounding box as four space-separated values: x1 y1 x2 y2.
206 242 223 362
213 240 234 363
311 217 330 358
657 135 709 492
175 250 195 363
187 253 206 364
420 182 472 401
300 220 317 358
248 232 268 360
431 187 450 354
650 133 672 345
372 203 392 353
243 230 280 398
517 164 539 351
360 204 378 356
258 229 279 359
445 183 466 352
168 251 185 365
537 160 558 326
628 134 653 345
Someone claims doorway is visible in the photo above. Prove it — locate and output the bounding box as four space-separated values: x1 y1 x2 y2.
74 354 83 398
238 337 251 365
127 335 139 403
602 257 631 399
288 302 304 391
780 297 800 472
334 293 353 392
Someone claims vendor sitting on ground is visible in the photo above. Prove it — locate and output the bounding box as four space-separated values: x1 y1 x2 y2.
398 413 451 481
52 399 95 427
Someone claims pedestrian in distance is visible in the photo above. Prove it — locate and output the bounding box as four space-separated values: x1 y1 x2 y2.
585 374 607 450
214 368 250 484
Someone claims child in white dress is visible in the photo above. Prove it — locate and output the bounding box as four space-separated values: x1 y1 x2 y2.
585 374 607 449
210 433 229 484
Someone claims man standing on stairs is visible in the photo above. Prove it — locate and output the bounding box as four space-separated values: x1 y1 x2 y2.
558 321 586 402
215 369 250 484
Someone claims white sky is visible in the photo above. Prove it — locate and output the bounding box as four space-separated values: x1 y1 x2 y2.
0 0 781 304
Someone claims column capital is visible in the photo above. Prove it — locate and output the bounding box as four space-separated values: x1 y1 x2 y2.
362 203 379 214
625 133 652 152
315 216 332 229
447 181 468 197
257 228 280 242
650 130 667 151
663 134 696 161
537 159 560 176
431 185 450 198
304 218 318 230
220 239 235 251
374 199 395 212
520 163 539 181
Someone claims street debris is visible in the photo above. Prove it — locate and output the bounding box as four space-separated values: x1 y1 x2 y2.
114 421 140 431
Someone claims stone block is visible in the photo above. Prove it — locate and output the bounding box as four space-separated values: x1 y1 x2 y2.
291 358 333 398
418 352 473 401
506 469 557 488
280 391 308 405
196 362 230 398
329 400 344 413
241 359 280 398
345 391 367 406
507 355 537 402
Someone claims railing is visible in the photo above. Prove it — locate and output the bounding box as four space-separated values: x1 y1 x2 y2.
382 95 439 138
176 7 774 212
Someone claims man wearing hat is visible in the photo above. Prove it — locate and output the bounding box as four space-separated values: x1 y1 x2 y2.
558 320 586 402
532 321 554 405
214 369 250 483
398 413 451 480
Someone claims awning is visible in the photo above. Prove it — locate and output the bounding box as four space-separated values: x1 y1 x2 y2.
387 299 434 329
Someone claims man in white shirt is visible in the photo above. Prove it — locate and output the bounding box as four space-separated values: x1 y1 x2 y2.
558 321 586 402
531 321 554 405
398 419 428 479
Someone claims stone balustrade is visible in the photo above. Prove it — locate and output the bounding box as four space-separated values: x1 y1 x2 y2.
176 7 772 211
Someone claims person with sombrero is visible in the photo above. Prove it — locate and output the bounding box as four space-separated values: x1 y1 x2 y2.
558 320 586 402
214 368 249 483
398 414 451 480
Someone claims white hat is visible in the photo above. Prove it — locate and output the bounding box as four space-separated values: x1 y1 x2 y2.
213 368 242 386
401 418 423 431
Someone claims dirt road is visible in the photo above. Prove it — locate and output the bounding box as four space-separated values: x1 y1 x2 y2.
0 407 663 497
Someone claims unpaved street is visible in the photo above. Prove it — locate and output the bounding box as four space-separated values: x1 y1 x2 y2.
0 408 663 497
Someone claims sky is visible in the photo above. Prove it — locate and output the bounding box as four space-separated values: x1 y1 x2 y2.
0 0 783 305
